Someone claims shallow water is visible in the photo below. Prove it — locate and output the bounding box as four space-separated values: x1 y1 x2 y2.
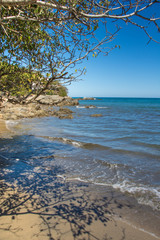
2 97 160 211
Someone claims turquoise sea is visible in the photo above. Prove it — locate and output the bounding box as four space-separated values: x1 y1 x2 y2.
1 97 160 210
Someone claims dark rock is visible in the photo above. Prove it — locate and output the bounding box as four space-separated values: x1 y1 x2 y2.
59 114 73 119
59 107 74 114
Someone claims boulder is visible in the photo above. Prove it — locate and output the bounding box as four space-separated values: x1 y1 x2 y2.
36 95 64 105
57 97 79 106
59 107 74 114
54 107 74 119
59 114 73 119
36 95 79 106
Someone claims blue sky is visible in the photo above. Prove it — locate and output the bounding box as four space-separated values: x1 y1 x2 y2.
68 21 160 98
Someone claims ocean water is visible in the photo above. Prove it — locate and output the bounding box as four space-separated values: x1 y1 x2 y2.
1 97 160 210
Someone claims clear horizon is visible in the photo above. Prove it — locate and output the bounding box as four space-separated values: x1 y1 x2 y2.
71 96 160 99
67 21 160 98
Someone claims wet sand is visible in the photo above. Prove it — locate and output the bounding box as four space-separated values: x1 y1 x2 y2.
0 120 8 132
0 120 11 138
0 179 159 240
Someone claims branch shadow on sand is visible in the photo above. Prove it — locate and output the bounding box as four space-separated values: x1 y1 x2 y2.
0 135 133 240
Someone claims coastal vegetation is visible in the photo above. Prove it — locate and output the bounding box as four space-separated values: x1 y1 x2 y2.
0 1 160 102
0 60 67 102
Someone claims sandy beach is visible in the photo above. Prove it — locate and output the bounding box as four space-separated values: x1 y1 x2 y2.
0 213 159 240
0 120 8 132
0 178 159 240
0 120 11 138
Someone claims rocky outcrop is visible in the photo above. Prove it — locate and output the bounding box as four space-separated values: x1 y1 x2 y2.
36 95 78 106
0 95 78 120
53 107 74 119
58 114 73 119
58 107 74 114
0 103 52 120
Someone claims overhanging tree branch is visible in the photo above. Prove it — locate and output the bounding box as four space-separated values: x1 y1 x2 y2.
0 0 160 102
0 1 159 44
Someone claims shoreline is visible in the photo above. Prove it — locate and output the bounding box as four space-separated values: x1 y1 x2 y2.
0 178 159 240
0 119 12 138
0 103 160 239
88 183 160 239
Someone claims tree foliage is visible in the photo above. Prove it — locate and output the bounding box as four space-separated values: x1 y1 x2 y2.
0 1 160 102
1 0 159 40
0 59 68 101
0 59 45 100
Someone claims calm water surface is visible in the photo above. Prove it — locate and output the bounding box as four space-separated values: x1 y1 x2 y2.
1 98 160 210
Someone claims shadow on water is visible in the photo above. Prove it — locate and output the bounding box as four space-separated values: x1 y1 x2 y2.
0 135 134 240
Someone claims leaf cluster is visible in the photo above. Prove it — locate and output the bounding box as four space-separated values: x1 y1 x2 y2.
0 60 44 98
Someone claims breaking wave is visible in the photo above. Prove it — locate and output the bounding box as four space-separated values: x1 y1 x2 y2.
66 176 160 210
76 106 108 109
39 136 160 160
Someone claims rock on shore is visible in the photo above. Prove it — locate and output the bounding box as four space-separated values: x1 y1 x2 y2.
0 95 78 120
36 95 78 106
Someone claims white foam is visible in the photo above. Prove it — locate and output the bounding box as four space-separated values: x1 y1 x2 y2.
97 107 108 109
72 141 82 147
57 175 66 180
62 138 82 147
112 180 160 199
67 177 88 183
111 180 160 210
68 176 160 210
62 137 68 142
6 120 19 129
76 106 86 108
88 106 96 108
76 106 97 109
